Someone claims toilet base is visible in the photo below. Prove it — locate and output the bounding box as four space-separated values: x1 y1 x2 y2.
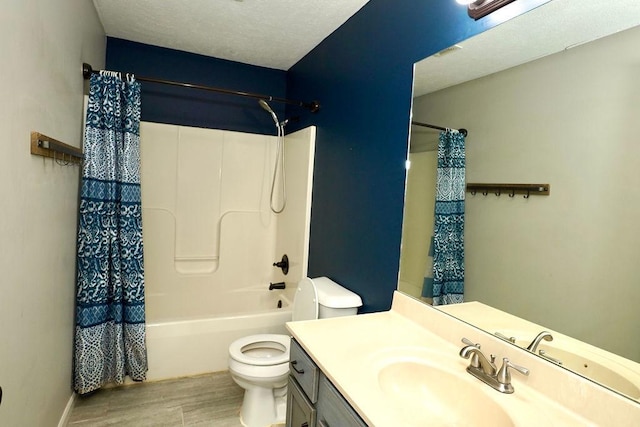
239 385 287 427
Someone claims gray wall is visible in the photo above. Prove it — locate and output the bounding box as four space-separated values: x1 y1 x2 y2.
0 1 105 424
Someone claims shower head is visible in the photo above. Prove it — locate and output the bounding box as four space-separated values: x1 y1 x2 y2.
258 99 279 127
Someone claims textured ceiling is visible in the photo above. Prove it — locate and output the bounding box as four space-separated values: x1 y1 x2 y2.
414 0 640 97
93 0 370 70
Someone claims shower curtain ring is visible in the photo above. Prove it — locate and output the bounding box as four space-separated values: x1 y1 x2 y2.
495 190 501 196
509 189 515 197
524 190 530 199
471 189 476 196
482 190 488 196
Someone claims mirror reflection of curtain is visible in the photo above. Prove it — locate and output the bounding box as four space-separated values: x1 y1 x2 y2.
425 130 465 305
421 235 435 302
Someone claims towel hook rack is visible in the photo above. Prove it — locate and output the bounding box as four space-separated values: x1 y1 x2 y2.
30 132 83 165
466 183 550 198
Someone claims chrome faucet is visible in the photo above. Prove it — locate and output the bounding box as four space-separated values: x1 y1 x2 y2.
459 345 497 376
526 331 553 352
459 341 529 394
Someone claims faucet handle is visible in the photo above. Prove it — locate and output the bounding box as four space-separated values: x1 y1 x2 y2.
538 350 563 365
461 337 480 348
497 358 529 386
494 332 517 343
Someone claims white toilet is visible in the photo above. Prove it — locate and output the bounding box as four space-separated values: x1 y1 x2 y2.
228 277 362 427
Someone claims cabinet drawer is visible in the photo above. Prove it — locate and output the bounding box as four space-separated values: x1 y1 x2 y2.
290 339 320 403
316 374 367 427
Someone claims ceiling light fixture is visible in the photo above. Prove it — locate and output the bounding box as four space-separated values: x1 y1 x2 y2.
458 0 517 20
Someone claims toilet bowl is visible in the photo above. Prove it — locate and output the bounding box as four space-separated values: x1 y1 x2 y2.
228 277 362 427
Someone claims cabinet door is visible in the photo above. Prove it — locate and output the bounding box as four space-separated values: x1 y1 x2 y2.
286 376 316 427
316 374 367 427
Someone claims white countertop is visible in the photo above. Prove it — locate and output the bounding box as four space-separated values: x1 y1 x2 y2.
287 292 640 426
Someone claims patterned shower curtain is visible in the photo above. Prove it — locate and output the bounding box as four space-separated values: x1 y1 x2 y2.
74 72 147 394
431 130 465 305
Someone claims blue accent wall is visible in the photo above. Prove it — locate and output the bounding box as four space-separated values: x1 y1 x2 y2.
106 37 288 135
286 0 549 313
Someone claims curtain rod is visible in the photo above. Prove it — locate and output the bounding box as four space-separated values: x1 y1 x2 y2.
82 63 320 113
412 120 468 137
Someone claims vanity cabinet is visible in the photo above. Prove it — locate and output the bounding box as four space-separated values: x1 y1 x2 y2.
287 339 367 427
287 376 316 427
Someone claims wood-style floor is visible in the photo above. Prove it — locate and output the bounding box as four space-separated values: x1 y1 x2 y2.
67 371 245 427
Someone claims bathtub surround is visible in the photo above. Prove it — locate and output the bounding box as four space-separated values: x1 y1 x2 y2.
75 73 148 394
140 124 316 380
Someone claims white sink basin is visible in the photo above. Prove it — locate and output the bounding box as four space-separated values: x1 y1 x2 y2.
371 348 514 427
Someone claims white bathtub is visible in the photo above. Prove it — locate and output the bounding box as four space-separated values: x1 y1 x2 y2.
145 287 294 381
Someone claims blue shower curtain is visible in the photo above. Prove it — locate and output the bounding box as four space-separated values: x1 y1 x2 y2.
431 130 465 305
74 73 147 394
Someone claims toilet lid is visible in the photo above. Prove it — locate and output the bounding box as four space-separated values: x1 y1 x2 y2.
229 334 290 366
292 277 319 322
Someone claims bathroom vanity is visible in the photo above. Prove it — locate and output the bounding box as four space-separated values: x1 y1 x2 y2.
286 292 640 426
286 339 366 427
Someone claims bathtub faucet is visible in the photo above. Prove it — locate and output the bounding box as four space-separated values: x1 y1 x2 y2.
269 282 286 290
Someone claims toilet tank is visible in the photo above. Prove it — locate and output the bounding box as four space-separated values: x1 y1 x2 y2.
312 277 363 319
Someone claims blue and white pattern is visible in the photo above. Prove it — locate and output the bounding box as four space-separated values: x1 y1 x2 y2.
432 130 465 306
74 73 147 395
421 236 435 299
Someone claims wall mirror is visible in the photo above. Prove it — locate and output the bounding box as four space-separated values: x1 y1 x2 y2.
400 0 640 401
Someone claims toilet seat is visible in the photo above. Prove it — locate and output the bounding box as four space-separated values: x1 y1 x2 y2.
227 277 361 427
229 334 290 366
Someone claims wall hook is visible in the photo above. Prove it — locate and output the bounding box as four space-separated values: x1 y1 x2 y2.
524 190 530 199
509 189 515 198
482 190 488 196
495 190 501 196
471 189 476 196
